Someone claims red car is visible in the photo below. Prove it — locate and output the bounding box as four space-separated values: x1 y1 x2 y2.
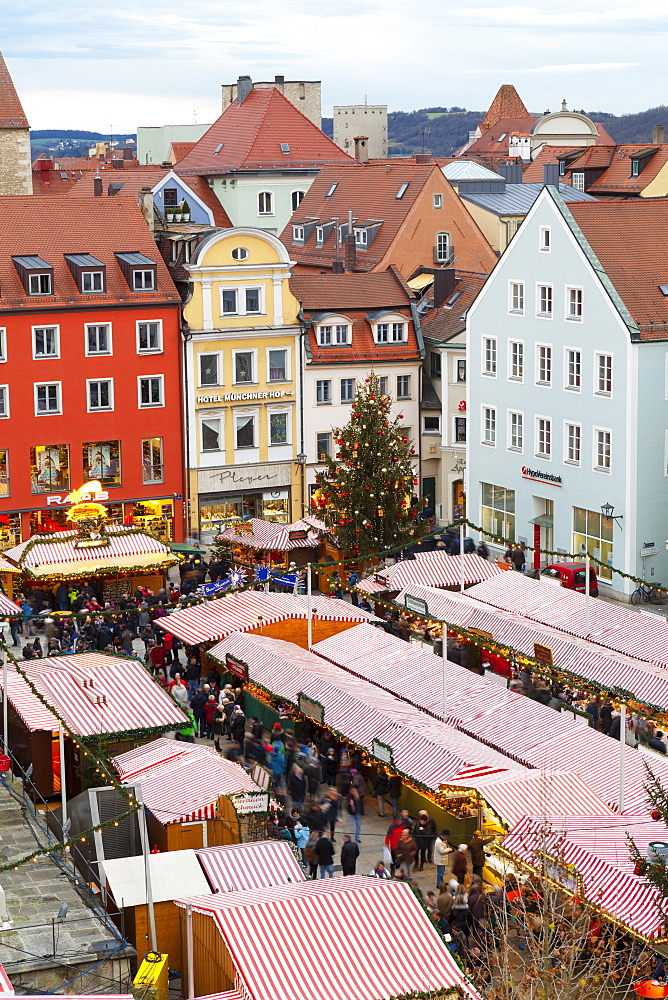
540 562 599 597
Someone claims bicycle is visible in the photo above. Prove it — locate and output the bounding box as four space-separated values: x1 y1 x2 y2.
631 581 665 605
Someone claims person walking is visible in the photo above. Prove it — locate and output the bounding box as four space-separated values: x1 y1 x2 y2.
322 787 340 841
468 830 494 878
451 844 468 884
389 773 402 817
341 834 360 875
289 765 307 811
434 829 453 888
373 768 389 816
350 769 367 815
190 687 207 737
413 809 437 870
346 786 361 844
202 694 218 741
305 830 319 879
315 832 336 878
395 828 417 880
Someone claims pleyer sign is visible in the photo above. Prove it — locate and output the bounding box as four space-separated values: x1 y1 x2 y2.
47 490 109 506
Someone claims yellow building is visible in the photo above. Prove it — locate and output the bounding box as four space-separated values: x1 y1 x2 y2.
183 228 304 542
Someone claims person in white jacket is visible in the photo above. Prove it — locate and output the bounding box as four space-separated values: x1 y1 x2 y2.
433 829 453 888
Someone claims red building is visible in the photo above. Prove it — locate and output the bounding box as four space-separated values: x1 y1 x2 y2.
0 196 185 545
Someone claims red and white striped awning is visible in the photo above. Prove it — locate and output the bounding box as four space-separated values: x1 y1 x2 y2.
112 739 262 824
502 814 668 940
0 668 59 732
358 552 503 594
196 840 304 892
16 653 187 736
0 593 20 618
218 517 329 551
196 993 244 1000
176 877 481 1000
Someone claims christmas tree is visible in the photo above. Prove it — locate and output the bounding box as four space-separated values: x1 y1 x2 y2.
629 766 668 930
311 372 418 555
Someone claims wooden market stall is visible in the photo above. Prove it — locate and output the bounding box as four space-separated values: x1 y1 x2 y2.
112 739 269 852
0 654 188 799
218 516 332 574
0 557 20 604
195 840 304 892
357 551 503 602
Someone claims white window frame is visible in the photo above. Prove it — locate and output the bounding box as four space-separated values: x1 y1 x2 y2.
142 437 164 484
136 320 163 354
508 410 523 453
86 378 114 412
315 226 324 245
564 421 582 466
535 415 552 459
508 280 525 315
198 351 223 388
508 340 524 382
34 381 62 416
85 322 112 357
378 376 389 395
316 431 332 462
482 405 496 446
0 385 9 419
82 270 104 293
340 377 355 403
219 285 265 318
292 225 305 242
564 347 581 391
232 348 257 385
29 272 52 296
291 190 305 211
32 324 60 360
234 410 258 450
0 328 6 363
423 415 441 435
318 318 352 346
453 414 467 444
482 336 497 376
258 191 274 216
316 379 332 405
536 343 552 387
396 374 411 399
433 193 443 209
267 407 291 447
133 269 155 291
572 172 585 192
137 375 165 408
539 226 551 252
354 228 368 247
595 352 613 396
593 426 612 473
566 286 583 322
536 283 553 319
374 315 407 345
200 415 223 453
435 232 451 264
266 346 289 382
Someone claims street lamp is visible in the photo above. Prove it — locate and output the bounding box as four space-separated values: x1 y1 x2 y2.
296 453 307 518
601 502 623 527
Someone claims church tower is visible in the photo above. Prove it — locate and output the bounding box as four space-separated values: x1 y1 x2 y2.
0 53 33 195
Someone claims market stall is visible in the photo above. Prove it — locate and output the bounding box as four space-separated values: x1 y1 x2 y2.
218 516 331 572
357 551 503 598
196 840 304 893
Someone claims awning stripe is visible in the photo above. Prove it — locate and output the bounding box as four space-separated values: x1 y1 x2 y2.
196 841 304 892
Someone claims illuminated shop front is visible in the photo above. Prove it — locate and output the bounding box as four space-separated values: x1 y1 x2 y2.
199 490 290 541
131 499 175 542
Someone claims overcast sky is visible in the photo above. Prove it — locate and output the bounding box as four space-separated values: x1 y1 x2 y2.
5 0 666 133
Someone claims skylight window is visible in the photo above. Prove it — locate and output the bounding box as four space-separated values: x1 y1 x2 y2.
326 183 338 198
213 143 223 154
497 133 507 142
396 182 410 199
280 143 290 153
660 285 668 297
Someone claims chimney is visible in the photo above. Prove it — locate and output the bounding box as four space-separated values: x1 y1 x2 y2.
93 176 103 196
414 154 432 164
138 187 154 235
332 259 344 274
344 208 356 270
112 159 125 169
274 75 285 84
237 75 252 105
653 124 665 144
543 163 560 186
496 163 521 185
123 145 133 160
353 136 369 164
434 269 456 309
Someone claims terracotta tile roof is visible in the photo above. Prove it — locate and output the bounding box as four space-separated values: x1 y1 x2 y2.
465 118 538 156
180 174 232 227
584 144 668 193
33 156 96 171
68 167 169 199
169 142 196 163
31 169 83 196
520 146 577 182
0 195 180 309
420 271 488 343
568 200 668 338
567 146 616 170
176 88 353 174
0 52 28 128
480 85 530 131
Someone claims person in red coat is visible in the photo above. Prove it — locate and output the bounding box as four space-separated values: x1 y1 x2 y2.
201 694 218 740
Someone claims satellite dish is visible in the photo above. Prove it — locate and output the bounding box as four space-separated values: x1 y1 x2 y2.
646 841 668 865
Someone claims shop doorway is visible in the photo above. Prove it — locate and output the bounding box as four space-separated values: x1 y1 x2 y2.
422 477 436 518
530 498 554 570
452 479 465 520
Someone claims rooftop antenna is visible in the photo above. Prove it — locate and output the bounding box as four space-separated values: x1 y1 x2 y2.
420 125 430 155
364 94 367 106
194 109 198 125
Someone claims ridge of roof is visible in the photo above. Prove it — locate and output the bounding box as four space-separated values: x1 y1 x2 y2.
480 85 530 132
0 52 28 128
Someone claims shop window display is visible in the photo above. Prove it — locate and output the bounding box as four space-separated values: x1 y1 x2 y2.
82 440 121 487
0 450 8 497
199 490 289 536
132 499 174 541
0 512 21 549
30 444 70 494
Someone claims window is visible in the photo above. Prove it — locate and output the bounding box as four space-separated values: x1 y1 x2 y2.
631 159 640 177
258 191 273 215
33 326 59 359
482 406 496 445
596 353 612 395
565 422 581 465
316 380 331 405
316 432 331 461
435 232 451 264
221 287 263 316
268 349 287 381
378 376 389 395
318 324 349 346
29 273 52 295
0 450 7 497
536 417 552 458
539 226 551 252
137 321 163 353
456 359 466 383
292 226 305 242
138 376 164 407
87 379 113 411
0 386 8 418
315 226 324 244
0 328 5 362
269 412 288 445
86 324 111 355
572 172 585 192
430 352 441 380
509 281 524 314
594 428 611 472
559 160 566 177
482 337 497 375
481 483 515 541
163 187 178 207
222 289 237 314
354 228 368 247
396 182 410 199
30 444 70 492
82 271 104 292
454 416 467 443
82 440 121 486
508 411 523 451
423 415 440 434
574 506 613 581
231 247 249 261
433 193 443 209
567 287 583 321
199 353 220 386
235 413 256 449
35 382 61 415
396 375 411 399
234 351 254 384
291 191 305 211
565 349 581 389
536 345 552 385
325 183 338 198
509 341 524 381
201 418 222 452
340 378 355 402
142 437 163 484
537 284 553 317
133 270 154 290
245 288 261 313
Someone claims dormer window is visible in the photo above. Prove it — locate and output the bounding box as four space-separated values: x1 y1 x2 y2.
64 253 106 294
12 255 54 297
318 320 351 346
631 159 639 177
316 226 324 244
559 160 566 176
292 225 305 243
374 317 407 344
354 228 368 247
115 252 157 292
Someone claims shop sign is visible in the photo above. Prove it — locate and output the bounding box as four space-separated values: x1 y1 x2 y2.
404 593 428 616
298 692 324 725
236 523 254 534
521 466 562 487
533 642 554 666
47 490 109 506
221 390 294 402
372 739 393 765
198 463 292 493
288 529 308 542
230 791 270 815
226 654 248 680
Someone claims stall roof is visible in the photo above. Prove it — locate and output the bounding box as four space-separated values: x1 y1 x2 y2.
158 592 380 644
112 739 262 824
0 592 19 618
502 814 668 941
175 877 480 1000
7 654 188 737
218 516 330 550
101 849 209 907
3 526 179 580
196 840 304 893
357 551 503 594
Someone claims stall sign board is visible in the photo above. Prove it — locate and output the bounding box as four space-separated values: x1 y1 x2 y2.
226 654 248 680
236 523 254 535
404 593 428 616
372 739 393 766
298 692 324 725
288 529 309 542
534 642 554 666
231 791 270 815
